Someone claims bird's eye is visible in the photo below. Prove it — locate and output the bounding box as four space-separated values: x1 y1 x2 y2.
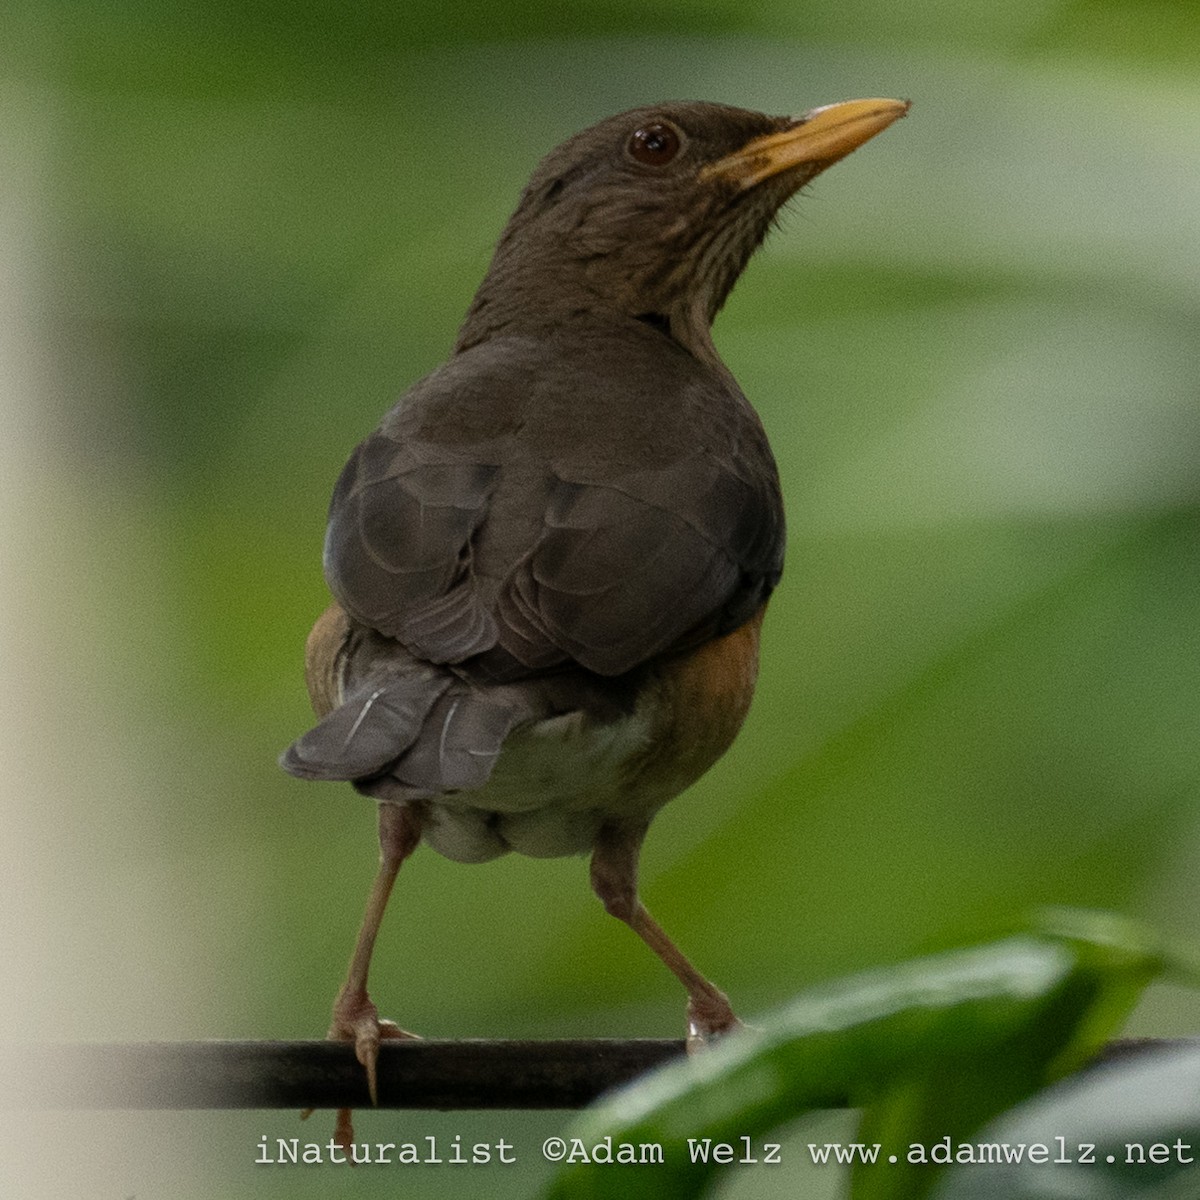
627 122 682 166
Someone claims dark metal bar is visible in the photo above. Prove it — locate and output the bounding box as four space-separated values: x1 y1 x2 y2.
3 1038 686 1111
4 1037 1194 1112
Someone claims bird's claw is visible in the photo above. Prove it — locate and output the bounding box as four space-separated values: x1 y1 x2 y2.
352 1018 420 1106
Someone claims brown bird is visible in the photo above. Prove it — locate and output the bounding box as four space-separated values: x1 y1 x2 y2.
282 96 907 1118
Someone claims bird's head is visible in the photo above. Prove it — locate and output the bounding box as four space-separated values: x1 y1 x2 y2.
457 98 909 364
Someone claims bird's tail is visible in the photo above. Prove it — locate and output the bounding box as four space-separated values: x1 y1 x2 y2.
279 669 527 799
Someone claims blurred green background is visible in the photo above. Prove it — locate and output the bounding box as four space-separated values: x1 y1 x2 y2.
3 1 1198 1197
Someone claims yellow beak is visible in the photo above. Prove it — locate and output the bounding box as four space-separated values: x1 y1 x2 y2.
703 97 910 190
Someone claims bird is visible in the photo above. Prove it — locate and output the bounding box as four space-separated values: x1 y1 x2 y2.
281 95 908 1128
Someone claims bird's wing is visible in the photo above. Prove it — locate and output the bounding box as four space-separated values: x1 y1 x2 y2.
495 453 783 675
322 431 503 663
323 334 784 678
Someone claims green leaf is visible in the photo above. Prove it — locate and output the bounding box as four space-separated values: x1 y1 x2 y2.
542 911 1180 1200
932 1041 1200 1200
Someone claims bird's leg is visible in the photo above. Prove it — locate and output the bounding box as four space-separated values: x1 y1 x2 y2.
590 822 743 1051
324 801 422 1137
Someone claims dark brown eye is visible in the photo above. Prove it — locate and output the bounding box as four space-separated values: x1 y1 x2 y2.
628 122 681 166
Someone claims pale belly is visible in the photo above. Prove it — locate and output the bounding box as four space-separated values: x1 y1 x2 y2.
419 707 665 863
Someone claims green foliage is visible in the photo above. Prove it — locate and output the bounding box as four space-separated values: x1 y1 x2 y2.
545 912 1192 1200
934 1039 1200 1199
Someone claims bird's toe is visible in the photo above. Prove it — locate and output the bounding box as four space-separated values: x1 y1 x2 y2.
327 988 420 1106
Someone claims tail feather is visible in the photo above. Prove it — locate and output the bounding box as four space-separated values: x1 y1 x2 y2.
279 673 452 781
384 692 524 794
281 663 532 799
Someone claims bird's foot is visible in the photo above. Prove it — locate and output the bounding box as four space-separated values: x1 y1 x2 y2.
328 984 420 1105
303 986 420 1153
685 989 744 1054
